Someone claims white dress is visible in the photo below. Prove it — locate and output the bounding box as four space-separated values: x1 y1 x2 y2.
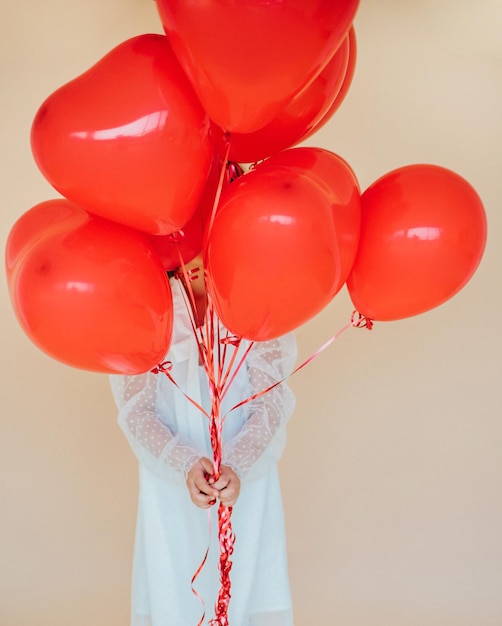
110 279 297 626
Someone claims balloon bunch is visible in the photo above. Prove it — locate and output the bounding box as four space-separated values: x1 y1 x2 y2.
5 0 488 622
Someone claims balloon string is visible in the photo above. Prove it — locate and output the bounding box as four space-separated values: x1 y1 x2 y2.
226 311 373 418
155 302 237 626
204 299 236 625
152 360 210 420
152 310 371 623
191 508 213 626
175 262 209 368
220 340 254 402
208 502 235 626
171 257 237 624
153 227 373 626
206 135 232 241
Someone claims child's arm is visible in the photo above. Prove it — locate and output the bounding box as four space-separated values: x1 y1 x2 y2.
222 333 297 480
110 372 204 484
111 368 243 507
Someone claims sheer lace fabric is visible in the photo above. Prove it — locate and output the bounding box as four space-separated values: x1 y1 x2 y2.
110 282 296 482
222 336 296 480
110 371 203 483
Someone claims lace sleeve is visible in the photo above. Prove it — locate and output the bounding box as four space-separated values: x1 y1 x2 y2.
222 333 297 481
109 372 204 484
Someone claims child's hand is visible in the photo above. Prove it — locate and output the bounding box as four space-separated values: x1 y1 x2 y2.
186 457 220 509
212 465 241 508
186 459 241 508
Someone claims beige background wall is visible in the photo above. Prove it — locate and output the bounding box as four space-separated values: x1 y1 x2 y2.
1 1 501 625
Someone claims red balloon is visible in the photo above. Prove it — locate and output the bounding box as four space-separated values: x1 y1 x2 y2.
156 0 360 133
31 35 214 235
6 200 173 373
347 164 487 321
227 31 352 163
205 148 361 340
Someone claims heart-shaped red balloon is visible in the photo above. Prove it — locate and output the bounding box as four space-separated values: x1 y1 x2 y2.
7 199 173 373
156 0 360 133
205 147 361 340
31 35 214 235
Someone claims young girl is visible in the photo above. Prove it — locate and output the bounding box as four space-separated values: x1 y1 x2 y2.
110 255 297 626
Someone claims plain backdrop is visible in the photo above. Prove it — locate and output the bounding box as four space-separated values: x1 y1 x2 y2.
1 1 501 625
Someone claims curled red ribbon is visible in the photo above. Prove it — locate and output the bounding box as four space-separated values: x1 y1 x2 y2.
152 301 374 624
351 310 374 330
150 360 172 375
208 502 235 626
226 310 373 419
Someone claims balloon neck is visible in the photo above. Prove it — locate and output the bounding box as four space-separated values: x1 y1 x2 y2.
351 311 374 330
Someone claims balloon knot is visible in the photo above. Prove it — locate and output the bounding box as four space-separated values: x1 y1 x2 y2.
151 360 173 375
174 266 200 282
351 310 374 330
167 230 185 244
227 162 244 183
220 335 241 347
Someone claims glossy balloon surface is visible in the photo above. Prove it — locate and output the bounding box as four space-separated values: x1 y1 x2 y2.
205 148 361 340
347 164 487 320
6 200 173 373
156 0 359 132
31 35 213 235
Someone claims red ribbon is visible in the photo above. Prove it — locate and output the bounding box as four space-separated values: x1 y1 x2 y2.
226 311 373 419
151 299 373 624
208 502 235 626
166 213 239 624
150 360 172 375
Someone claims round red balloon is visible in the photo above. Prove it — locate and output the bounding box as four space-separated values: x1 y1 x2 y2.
227 31 352 163
156 0 360 133
31 35 213 235
347 164 487 321
205 148 361 340
6 200 173 373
